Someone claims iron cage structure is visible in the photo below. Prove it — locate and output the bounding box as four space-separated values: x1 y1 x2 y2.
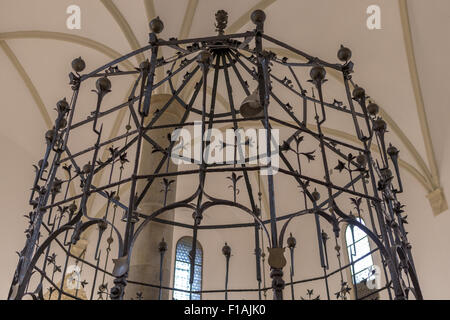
8 9 422 300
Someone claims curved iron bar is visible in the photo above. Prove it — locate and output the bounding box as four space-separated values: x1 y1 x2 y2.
278 208 337 247
130 187 201 251
40 221 117 278
199 199 271 246
12 218 109 300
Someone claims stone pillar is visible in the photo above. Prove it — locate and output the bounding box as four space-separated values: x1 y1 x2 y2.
45 239 89 300
125 94 185 300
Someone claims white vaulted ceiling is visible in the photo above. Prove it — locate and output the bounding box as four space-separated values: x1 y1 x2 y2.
1 0 450 299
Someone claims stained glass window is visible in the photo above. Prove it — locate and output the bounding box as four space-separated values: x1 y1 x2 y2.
345 218 375 284
173 237 202 300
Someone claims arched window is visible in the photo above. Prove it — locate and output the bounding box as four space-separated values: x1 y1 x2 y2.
173 237 203 300
345 218 375 284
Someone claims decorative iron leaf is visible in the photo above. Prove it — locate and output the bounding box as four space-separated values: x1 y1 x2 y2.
301 151 316 162
350 197 362 209
335 160 346 173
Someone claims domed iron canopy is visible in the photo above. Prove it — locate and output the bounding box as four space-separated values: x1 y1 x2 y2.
8 9 422 301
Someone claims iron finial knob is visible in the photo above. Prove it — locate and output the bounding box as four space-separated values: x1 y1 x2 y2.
215 10 228 35
387 144 399 158
96 76 111 92
352 85 365 100
222 242 231 257
150 16 164 34
71 56 86 73
159 238 168 253
337 45 352 63
310 65 326 85
251 9 266 25
367 102 379 116
287 233 297 249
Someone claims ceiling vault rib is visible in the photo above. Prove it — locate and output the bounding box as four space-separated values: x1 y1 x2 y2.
378 108 432 185
398 0 447 214
143 0 156 21
179 0 199 39
398 0 440 189
143 0 164 94
0 40 52 129
0 31 135 71
0 40 76 197
226 0 277 34
100 0 146 64
170 0 199 92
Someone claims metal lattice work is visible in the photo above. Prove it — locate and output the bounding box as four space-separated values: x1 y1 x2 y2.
9 9 422 300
